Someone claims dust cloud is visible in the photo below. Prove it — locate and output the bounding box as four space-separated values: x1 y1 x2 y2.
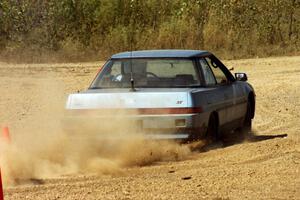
0 76 195 186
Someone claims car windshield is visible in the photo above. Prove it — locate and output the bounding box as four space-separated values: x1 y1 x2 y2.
90 59 201 88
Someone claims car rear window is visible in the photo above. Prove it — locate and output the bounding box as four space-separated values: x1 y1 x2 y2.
90 59 201 88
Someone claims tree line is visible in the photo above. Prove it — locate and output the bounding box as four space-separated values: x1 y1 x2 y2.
0 0 299 62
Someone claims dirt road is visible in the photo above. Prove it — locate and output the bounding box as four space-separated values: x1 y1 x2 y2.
0 56 299 199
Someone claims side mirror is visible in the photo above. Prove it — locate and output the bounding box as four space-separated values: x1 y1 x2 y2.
235 72 248 81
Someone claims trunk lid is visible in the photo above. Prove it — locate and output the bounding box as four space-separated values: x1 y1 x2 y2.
66 88 194 109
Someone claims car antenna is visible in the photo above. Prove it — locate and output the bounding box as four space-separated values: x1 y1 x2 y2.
130 51 136 92
129 17 136 92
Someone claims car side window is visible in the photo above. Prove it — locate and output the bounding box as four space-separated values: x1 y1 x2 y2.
205 57 228 84
199 58 216 85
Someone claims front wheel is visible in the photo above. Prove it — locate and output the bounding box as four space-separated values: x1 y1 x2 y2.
239 101 252 140
244 101 252 131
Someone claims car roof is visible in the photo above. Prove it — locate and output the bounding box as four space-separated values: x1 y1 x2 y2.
111 50 211 59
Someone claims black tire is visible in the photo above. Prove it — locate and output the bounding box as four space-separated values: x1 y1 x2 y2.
240 101 252 139
206 114 219 143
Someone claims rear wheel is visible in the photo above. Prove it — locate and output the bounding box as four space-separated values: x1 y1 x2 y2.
206 114 219 143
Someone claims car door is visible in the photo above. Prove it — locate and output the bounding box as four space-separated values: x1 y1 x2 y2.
199 56 237 126
206 56 248 122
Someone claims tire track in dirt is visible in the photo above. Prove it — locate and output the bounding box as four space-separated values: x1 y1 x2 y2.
1 56 300 199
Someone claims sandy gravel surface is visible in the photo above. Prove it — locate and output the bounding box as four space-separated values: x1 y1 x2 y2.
0 56 299 199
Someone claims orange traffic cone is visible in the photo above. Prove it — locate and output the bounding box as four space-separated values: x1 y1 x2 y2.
2 127 10 143
0 169 3 200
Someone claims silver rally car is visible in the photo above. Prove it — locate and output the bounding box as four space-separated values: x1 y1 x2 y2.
65 50 255 141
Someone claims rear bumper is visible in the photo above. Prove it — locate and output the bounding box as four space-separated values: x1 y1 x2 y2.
62 113 207 140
